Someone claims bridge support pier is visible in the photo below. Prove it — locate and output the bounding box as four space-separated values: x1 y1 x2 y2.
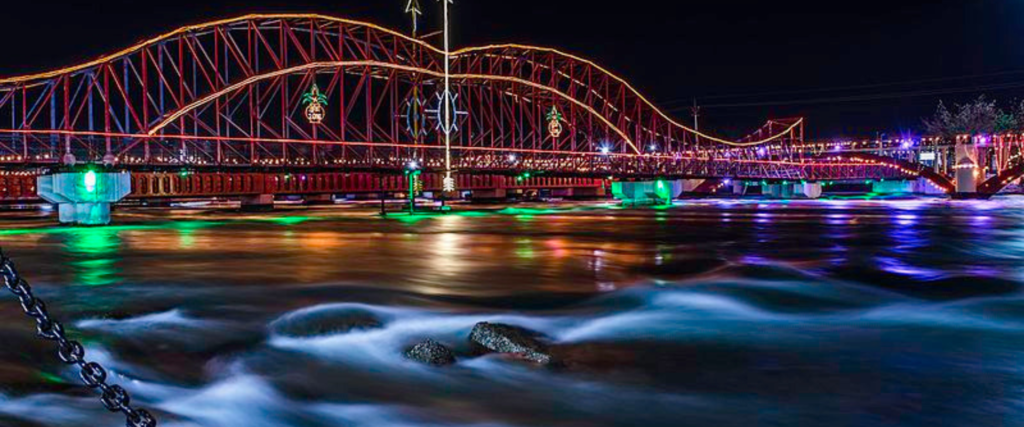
241 194 275 212
952 144 982 198
871 179 947 195
303 194 335 205
469 189 507 201
761 182 822 199
612 180 676 206
551 188 575 198
37 172 131 225
556 187 607 199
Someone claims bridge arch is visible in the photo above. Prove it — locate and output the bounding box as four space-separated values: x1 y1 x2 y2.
0 14 798 152
452 44 804 150
145 60 641 153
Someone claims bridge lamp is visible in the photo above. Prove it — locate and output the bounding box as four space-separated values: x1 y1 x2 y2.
600 146 611 155
756 147 767 157
508 154 517 162
83 170 97 194
407 161 420 171
723 178 732 185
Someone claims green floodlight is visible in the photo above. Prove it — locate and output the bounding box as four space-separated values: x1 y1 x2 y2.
84 170 97 194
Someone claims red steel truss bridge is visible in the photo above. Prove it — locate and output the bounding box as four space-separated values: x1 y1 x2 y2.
0 14 959 200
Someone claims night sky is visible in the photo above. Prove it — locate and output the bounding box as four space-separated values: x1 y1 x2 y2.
1 0 1021 139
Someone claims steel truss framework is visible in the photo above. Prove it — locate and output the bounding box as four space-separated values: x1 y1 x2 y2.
0 14 949 189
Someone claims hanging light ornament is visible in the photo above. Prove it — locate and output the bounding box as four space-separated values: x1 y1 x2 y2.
302 83 328 125
546 106 564 138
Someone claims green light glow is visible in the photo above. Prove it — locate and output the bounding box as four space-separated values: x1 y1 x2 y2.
84 170 97 193
36 371 68 385
265 216 315 226
654 180 672 204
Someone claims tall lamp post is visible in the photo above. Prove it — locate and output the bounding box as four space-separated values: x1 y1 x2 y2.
406 161 422 214
440 0 456 194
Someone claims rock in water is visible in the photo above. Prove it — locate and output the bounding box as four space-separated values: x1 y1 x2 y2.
404 339 457 366
469 322 553 364
273 307 383 338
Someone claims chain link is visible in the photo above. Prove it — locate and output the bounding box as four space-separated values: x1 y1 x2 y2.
0 250 157 427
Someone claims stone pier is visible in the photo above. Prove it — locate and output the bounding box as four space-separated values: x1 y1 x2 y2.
611 180 677 206
37 171 132 225
871 179 947 195
241 194 275 212
469 189 507 201
303 194 335 205
760 182 823 199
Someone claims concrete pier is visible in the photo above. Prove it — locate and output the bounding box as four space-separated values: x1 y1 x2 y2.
37 171 131 225
612 180 676 206
760 182 823 199
303 194 335 205
470 189 507 201
241 194 275 212
871 179 948 195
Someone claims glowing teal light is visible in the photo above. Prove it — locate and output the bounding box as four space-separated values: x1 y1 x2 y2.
84 170 97 193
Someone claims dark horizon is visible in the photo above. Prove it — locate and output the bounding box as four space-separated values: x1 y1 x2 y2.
1 0 1020 140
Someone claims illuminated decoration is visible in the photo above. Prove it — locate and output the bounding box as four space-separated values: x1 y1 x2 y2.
405 0 423 36
402 89 429 139
83 170 97 194
429 90 466 134
302 83 328 125
546 106 564 138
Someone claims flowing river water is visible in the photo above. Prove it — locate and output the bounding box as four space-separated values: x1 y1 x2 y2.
2 198 1024 427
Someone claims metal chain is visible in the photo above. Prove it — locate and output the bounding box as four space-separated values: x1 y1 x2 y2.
0 250 157 427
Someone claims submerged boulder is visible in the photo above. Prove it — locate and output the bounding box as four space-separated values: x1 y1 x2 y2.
469 322 553 364
404 339 457 366
273 307 383 338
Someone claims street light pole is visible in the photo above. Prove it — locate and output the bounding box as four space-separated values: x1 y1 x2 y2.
441 0 456 194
